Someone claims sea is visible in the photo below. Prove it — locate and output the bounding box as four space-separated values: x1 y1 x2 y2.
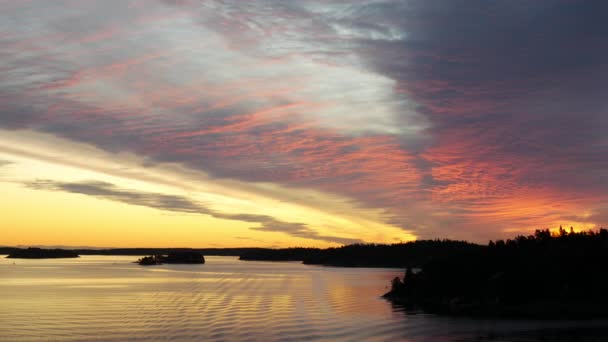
1 255 607 341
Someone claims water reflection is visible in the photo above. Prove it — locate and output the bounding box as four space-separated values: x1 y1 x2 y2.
0 256 607 341
389 302 608 342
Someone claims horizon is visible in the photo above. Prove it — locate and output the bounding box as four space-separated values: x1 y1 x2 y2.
1 1 607 248
3 225 604 250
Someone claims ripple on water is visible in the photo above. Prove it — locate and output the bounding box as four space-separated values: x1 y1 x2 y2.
1 256 608 342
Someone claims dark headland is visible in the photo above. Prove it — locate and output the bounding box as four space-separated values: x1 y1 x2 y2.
383 228 608 319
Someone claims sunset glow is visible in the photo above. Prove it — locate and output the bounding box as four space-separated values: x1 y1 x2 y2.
1 0 606 247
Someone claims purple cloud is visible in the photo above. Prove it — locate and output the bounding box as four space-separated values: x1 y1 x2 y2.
1 0 607 241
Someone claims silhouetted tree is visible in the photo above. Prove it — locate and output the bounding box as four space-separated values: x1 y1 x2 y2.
384 227 608 318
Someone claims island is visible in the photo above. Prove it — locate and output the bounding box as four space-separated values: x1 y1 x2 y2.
239 247 321 262
239 240 480 268
137 251 205 265
6 247 80 259
383 228 608 318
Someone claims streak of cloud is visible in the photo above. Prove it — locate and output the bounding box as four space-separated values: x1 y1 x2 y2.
25 179 362 245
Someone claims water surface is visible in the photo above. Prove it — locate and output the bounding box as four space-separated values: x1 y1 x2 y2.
1 256 606 341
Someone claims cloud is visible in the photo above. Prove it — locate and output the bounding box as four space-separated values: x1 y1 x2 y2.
250 220 362 245
588 209 608 228
1 0 607 241
0 0 425 205
350 0 608 237
0 160 13 168
25 179 362 245
25 179 207 213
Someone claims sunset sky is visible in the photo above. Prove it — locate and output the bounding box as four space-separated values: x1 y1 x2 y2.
1 0 607 248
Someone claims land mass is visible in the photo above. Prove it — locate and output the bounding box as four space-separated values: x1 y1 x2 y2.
6 247 79 259
3 227 608 319
2 244 483 268
383 228 608 319
137 251 205 265
239 241 481 268
0 247 264 257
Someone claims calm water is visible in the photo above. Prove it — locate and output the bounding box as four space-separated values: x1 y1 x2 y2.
1 256 607 341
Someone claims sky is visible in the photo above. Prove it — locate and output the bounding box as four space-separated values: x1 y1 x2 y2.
1 0 607 248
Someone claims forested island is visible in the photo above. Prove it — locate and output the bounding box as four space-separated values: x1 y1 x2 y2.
137 251 205 265
6 247 79 259
383 228 608 318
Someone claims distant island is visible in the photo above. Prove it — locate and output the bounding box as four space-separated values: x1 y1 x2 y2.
6 247 79 259
0 247 264 257
137 251 205 265
383 228 608 319
239 240 481 268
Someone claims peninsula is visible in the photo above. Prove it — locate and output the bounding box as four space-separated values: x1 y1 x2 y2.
383 228 608 318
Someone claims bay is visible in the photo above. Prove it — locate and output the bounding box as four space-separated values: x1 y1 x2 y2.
1 256 606 341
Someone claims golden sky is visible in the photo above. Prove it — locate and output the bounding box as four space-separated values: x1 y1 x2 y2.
0 130 414 248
